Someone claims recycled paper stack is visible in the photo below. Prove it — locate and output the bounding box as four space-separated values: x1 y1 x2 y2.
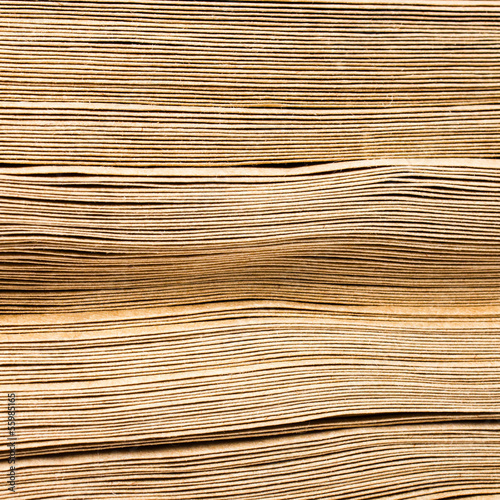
1 159 500 313
1 1 500 499
0 0 499 166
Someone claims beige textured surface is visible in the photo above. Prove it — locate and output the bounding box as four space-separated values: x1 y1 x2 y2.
1 159 500 313
1 1 500 499
0 1 499 165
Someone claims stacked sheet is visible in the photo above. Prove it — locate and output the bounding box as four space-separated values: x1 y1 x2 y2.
1 1 500 499
0 1 499 165
0 159 499 313
11 425 500 499
2 300 500 497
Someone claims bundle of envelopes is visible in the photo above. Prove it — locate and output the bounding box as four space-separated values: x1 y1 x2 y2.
0 1 499 165
1 159 500 313
1 1 500 499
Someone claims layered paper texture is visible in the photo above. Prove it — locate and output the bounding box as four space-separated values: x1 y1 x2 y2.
1 1 500 499
0 1 499 165
1 159 500 312
1 159 500 499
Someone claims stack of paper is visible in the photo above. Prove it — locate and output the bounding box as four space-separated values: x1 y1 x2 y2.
1 1 499 499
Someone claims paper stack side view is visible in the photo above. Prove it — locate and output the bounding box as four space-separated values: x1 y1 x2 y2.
1 1 500 499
